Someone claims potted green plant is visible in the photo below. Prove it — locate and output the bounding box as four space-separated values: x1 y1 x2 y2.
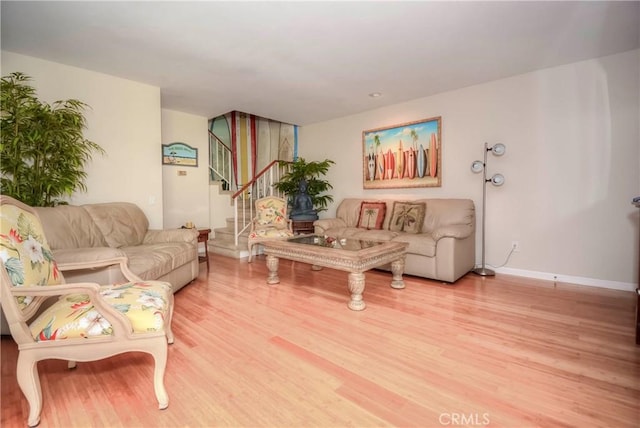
274 158 334 216
1 72 104 207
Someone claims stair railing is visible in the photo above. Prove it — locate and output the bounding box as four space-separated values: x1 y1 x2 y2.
208 130 232 187
231 160 290 246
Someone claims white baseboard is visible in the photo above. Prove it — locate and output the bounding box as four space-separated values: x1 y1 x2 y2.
495 267 636 292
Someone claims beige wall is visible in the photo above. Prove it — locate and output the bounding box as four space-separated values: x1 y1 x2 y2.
161 109 210 229
1 51 165 228
4 49 638 290
300 49 640 290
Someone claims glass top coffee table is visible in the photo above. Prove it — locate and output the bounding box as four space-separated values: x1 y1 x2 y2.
261 235 408 311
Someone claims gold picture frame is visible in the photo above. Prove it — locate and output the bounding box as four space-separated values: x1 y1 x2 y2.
363 116 441 189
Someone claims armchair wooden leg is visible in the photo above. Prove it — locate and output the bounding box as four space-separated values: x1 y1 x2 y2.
17 352 42 427
165 295 175 345
67 361 77 369
248 242 254 263
151 341 169 410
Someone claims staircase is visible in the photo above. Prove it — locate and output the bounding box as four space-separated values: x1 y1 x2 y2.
208 204 252 258
207 160 289 259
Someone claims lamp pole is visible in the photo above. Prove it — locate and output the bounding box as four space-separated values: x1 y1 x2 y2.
471 142 505 276
474 143 494 276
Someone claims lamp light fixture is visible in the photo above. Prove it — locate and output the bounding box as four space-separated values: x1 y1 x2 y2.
470 142 506 276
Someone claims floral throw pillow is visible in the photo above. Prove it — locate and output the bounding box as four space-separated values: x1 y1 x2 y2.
0 203 62 311
357 202 386 230
389 202 426 234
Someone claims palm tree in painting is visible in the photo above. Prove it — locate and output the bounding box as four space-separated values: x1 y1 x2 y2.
363 207 376 228
393 205 418 231
410 129 418 150
374 134 383 180
406 129 418 179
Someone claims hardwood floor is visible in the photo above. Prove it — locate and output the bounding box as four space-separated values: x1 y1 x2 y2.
2 254 639 427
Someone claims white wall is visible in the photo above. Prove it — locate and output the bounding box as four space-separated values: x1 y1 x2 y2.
300 49 640 289
161 109 209 228
1 51 165 228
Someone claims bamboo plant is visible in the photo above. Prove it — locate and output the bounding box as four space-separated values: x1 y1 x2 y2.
0 72 104 206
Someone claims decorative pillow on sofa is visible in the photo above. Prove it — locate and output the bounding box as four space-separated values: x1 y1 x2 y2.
389 201 426 234
357 201 386 230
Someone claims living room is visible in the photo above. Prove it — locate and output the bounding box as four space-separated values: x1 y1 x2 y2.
1 1 639 427
1 2 638 293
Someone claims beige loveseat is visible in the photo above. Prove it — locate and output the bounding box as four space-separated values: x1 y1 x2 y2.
313 198 475 283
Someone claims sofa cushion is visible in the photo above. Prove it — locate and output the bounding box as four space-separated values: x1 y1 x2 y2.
388 201 426 234
83 203 149 248
422 199 475 234
34 205 108 250
123 243 197 281
321 227 365 239
335 198 368 228
392 233 437 257
352 229 399 241
357 201 386 230
53 247 127 265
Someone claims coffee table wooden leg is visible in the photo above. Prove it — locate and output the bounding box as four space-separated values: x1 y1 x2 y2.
390 258 406 289
348 272 366 311
266 255 280 284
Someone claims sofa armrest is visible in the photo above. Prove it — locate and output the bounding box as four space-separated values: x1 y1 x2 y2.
313 218 346 234
432 224 474 241
144 228 198 245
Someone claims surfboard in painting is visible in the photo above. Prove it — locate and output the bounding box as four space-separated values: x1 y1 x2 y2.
417 144 426 178
384 149 395 180
396 141 405 179
367 150 376 181
429 132 438 178
376 150 385 180
405 148 416 179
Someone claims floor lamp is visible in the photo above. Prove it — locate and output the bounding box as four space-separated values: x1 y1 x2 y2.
470 142 506 276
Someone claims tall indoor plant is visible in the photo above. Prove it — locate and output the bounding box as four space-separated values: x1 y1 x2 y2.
274 158 335 213
0 72 104 206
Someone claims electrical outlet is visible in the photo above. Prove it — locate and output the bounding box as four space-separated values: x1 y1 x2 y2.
511 241 520 252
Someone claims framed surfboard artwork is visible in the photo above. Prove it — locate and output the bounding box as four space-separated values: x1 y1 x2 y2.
362 116 442 189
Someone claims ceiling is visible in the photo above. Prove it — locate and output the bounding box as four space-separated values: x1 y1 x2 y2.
2 1 639 126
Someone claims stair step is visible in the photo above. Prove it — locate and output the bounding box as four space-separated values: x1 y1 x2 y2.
208 239 248 259
208 226 251 259
213 227 249 243
225 217 252 230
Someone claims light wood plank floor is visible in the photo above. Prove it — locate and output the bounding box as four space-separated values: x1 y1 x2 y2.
2 254 639 427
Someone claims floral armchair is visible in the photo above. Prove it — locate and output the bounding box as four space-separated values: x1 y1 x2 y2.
247 196 294 262
0 196 174 427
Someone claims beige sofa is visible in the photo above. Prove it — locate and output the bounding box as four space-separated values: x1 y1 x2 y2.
1 201 199 334
313 198 475 283
33 202 200 290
